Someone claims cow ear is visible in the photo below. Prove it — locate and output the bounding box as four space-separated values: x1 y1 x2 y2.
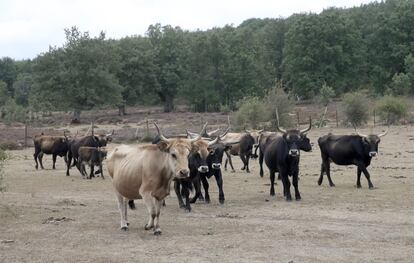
157 141 170 152
191 143 200 152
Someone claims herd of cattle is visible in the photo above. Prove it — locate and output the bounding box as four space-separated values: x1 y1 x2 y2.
32 116 388 235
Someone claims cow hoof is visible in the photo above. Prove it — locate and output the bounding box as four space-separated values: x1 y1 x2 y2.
219 199 225 204
179 204 185 209
369 185 375 189
154 229 162 236
241 167 245 170
126 222 130 226
120 226 128 231
260 173 263 178
205 198 210 204
35 166 38 170
286 197 292 202
295 196 301 201
356 184 362 188
329 183 336 187
144 224 153 230
184 207 191 212
231 170 236 173
317 179 322 185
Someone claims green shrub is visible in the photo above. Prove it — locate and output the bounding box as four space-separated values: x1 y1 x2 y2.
232 96 266 129
376 96 408 125
219 104 231 114
389 73 410 95
263 84 293 128
342 92 369 126
319 83 335 106
0 99 27 124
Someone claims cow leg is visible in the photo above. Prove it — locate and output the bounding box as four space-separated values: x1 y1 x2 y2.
245 154 250 173
34 149 40 169
356 167 362 188
52 154 57 169
38 152 45 169
358 163 374 189
116 192 128 231
142 193 155 231
89 165 95 179
181 183 191 212
225 152 235 173
201 175 210 203
153 198 162 235
269 170 276 196
190 174 204 203
280 168 292 201
259 152 264 177
240 155 246 170
214 171 225 204
324 159 335 187
99 163 104 179
66 152 72 176
292 170 301 200
174 180 185 208
318 163 325 185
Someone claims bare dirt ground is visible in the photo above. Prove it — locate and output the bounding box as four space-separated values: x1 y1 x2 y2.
1 126 414 263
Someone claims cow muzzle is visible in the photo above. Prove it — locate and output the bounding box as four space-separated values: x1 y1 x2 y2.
198 165 209 173
369 151 377 157
289 149 300 156
177 169 190 178
212 163 221 170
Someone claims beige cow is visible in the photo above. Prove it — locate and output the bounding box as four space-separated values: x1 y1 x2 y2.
107 123 205 235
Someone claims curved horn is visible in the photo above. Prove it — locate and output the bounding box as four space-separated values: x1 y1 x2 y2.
300 117 312 134
353 125 367 138
154 122 170 142
190 122 208 143
207 128 220 137
219 126 230 140
275 108 287 134
208 136 219 146
378 128 388 138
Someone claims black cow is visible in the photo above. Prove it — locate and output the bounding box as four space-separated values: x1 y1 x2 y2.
66 134 111 176
261 116 312 201
33 132 69 170
77 146 107 179
317 128 388 188
190 131 238 204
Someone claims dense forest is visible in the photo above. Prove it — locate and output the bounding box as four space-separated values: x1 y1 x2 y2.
1 0 414 122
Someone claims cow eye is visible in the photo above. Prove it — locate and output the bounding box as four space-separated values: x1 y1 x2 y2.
171 153 177 159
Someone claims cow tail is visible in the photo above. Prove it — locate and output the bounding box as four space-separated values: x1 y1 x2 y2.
128 200 136 210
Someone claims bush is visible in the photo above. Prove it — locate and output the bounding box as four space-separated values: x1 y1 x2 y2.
219 104 231 114
389 73 410 95
0 99 27 124
232 96 266 129
319 83 335 105
263 86 294 128
376 96 408 125
342 92 369 126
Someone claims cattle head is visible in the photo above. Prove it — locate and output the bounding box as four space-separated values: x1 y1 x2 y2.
355 128 388 157
275 109 312 157
207 127 238 170
189 140 210 174
97 147 108 160
155 122 206 179
94 130 114 146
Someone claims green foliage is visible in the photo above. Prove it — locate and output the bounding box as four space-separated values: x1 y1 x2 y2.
0 99 27 123
342 92 369 126
0 57 17 96
13 73 33 106
319 83 336 105
262 84 293 128
376 96 408 124
233 96 266 129
0 80 10 106
389 73 410 95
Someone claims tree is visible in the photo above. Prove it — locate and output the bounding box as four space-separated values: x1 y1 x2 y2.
31 27 123 122
0 80 10 106
0 57 17 97
13 73 33 106
147 24 186 112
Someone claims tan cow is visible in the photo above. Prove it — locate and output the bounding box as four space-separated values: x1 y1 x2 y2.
33 132 69 170
107 123 205 235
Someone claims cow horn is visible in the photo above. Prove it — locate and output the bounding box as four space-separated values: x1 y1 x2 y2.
154 122 170 142
300 117 312 134
378 128 388 138
190 122 208 143
275 109 287 134
208 136 219 146
106 129 115 137
207 128 220 137
219 126 230 140
353 125 367 138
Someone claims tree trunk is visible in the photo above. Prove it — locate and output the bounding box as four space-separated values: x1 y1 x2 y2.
163 96 174 112
118 105 126 116
71 109 81 124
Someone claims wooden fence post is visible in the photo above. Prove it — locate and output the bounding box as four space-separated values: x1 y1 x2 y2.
336 108 339 128
24 122 28 148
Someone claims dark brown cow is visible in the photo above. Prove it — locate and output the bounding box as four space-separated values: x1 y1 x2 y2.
33 132 69 170
77 146 107 179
